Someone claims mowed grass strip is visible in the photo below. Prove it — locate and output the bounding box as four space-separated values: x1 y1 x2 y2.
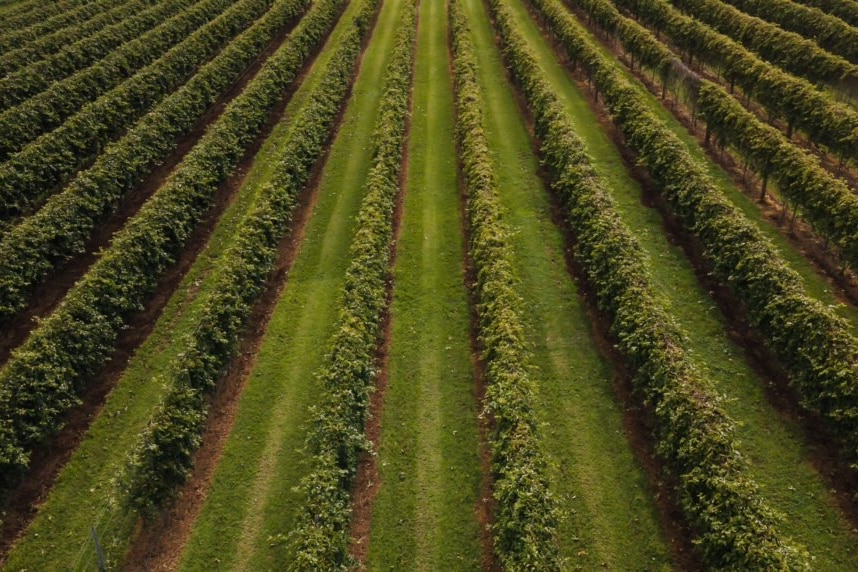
364 0 482 568
459 0 674 567
175 0 410 569
0 1 355 569
506 0 858 566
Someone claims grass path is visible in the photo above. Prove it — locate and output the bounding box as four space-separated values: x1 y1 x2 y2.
0 0 334 566
502 0 858 566
174 0 409 568
459 0 675 567
364 0 482 568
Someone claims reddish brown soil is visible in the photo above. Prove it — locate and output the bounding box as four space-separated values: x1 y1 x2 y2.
0 11 323 563
0 10 306 370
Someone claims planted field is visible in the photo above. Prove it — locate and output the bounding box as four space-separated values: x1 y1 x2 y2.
3 0 858 568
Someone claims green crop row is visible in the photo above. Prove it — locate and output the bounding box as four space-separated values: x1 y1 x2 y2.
0 0 307 323
0 0 121 54
0 0 263 220
0 0 204 135
670 0 858 89
286 1 412 568
608 0 858 165
492 0 807 567
119 0 370 521
449 0 561 569
0 0 341 489
531 0 858 491
720 0 858 63
0 0 158 77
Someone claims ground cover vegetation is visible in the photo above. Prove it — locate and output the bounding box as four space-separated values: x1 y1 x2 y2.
3 0 858 567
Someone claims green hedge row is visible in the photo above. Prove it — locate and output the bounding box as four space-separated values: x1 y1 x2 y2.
0 0 205 131
0 0 342 487
531 0 858 482
670 0 858 89
610 0 858 164
492 0 806 567
720 0 858 63
0 0 117 54
0 0 307 323
450 1 561 569
0 0 158 77
0 0 266 221
120 0 372 519
286 1 412 568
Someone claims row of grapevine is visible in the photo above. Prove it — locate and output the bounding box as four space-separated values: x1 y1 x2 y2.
287 0 413 566
0 0 122 54
0 0 264 221
530 0 858 476
0 0 158 77
0 0 343 486
0 0 211 149
609 0 858 166
790 0 858 27
571 0 858 285
720 0 858 63
449 1 561 569
119 0 377 521
491 0 805 567
670 0 858 89
0 0 308 322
